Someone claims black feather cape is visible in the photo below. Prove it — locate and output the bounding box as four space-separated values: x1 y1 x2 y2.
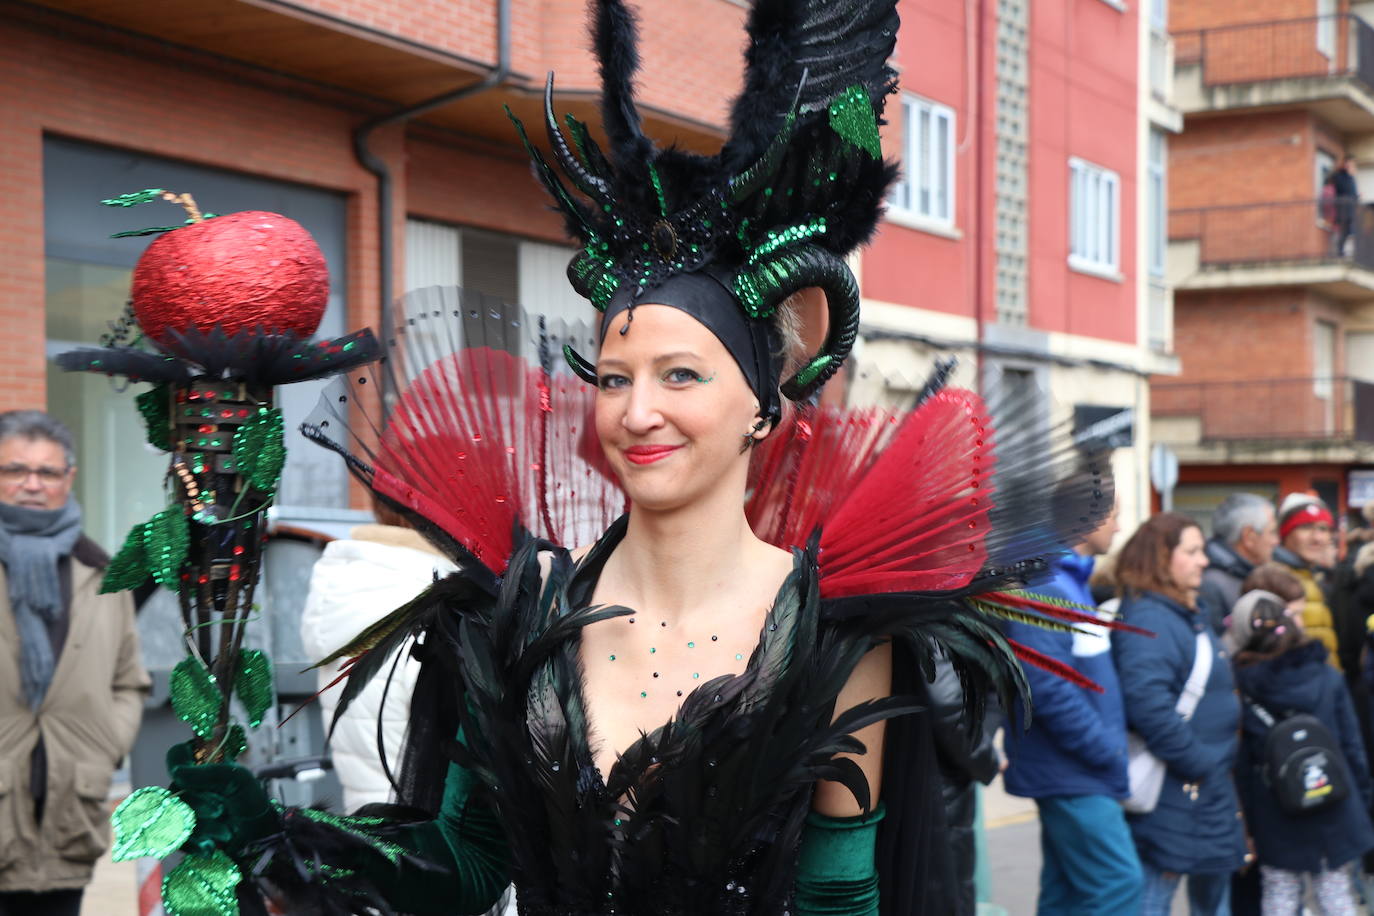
372 513 957 916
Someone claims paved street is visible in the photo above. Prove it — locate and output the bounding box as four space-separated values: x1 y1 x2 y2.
983 775 1039 916
83 842 138 916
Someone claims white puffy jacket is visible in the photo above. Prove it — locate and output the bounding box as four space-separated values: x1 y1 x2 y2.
300 525 456 812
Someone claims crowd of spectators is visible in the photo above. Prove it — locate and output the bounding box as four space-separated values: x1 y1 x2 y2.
1004 490 1374 916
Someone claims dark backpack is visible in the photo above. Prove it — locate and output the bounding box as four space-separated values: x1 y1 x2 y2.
1249 700 1352 816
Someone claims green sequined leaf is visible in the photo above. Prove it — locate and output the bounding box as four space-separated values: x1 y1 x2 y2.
111 786 197 862
100 524 150 594
136 384 173 451
233 650 273 729
828 85 882 159
161 849 241 916
220 723 248 762
170 657 221 740
111 225 191 239
232 407 285 494
100 189 166 208
144 506 189 591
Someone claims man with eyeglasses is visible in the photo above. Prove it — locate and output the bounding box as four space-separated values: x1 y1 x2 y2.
0 410 149 916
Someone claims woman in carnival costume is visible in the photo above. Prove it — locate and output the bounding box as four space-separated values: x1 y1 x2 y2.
160 1 1121 914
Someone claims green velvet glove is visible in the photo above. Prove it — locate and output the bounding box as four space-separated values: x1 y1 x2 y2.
375 759 511 916
793 804 886 916
167 741 282 857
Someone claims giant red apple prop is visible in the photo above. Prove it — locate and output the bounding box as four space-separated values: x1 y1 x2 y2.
130 204 328 344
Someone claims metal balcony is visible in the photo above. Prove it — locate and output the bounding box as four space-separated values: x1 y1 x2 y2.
1168 198 1374 298
1174 14 1374 128
1152 377 1374 446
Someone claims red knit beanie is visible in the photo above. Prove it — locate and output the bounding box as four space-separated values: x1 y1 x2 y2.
1278 493 1335 541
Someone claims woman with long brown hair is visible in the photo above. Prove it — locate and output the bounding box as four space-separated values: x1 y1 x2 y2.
1112 512 1247 915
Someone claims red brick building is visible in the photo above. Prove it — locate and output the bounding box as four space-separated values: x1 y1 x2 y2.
1 0 1162 551
1159 0 1374 527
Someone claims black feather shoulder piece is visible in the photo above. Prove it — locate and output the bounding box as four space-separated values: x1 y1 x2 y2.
507 0 900 402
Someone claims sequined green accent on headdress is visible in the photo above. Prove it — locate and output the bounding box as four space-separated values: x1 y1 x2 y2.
111 786 198 862
514 0 898 405
828 84 883 158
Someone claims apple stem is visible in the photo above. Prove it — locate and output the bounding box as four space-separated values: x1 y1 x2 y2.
160 191 204 223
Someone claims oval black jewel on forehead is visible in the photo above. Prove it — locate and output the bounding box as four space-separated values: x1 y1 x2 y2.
652 219 678 260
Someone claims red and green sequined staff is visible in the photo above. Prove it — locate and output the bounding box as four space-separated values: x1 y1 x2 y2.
56 190 379 916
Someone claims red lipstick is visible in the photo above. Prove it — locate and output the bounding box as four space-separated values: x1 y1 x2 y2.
624 445 681 465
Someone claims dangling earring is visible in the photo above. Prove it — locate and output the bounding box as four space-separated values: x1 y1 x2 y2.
740 417 768 453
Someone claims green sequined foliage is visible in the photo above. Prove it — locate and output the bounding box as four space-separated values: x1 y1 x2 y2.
298 808 409 866
232 407 285 494
828 85 882 159
136 384 173 451
219 723 248 762
100 189 167 208
100 524 150 594
161 849 241 916
111 786 197 862
145 506 190 591
233 649 273 728
170 657 220 740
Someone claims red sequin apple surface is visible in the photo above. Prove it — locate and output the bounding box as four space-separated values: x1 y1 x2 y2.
131 211 328 342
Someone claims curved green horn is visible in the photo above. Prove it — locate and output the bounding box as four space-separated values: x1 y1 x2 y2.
732 244 860 403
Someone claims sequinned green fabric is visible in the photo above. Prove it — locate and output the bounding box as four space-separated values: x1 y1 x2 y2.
792 805 886 916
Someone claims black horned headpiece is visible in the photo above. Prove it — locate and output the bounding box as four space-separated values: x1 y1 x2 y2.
508 0 900 423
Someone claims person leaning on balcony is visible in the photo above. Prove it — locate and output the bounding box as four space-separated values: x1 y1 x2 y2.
1273 493 1342 672
1198 494 1279 636
1328 156 1360 257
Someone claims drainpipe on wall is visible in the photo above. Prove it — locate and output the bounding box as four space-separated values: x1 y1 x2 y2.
973 0 987 389
352 0 512 402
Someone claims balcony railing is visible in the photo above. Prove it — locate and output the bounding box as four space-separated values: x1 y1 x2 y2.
1152 377 1374 443
1175 14 1374 91
1169 198 1374 271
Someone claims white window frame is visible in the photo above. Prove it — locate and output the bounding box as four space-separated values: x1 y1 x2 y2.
1147 130 1167 279
1150 0 1167 31
1314 319 1337 399
1068 157 1121 277
888 93 956 233
1317 0 1336 59
1313 151 1335 226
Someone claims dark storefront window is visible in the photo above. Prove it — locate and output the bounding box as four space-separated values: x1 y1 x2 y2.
42 136 349 551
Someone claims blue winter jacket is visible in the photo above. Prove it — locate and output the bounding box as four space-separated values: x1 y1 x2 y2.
1236 640 1374 872
1003 552 1129 799
1113 591 1248 875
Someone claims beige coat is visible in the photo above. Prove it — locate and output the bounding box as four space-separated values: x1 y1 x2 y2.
0 552 150 892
